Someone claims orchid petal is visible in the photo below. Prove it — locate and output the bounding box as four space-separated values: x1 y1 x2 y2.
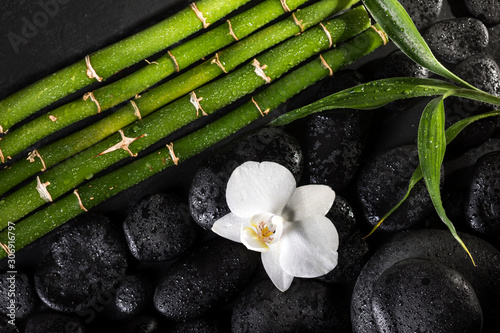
226 161 296 217
211 213 247 243
241 227 268 252
280 215 339 278
281 185 335 222
262 245 294 292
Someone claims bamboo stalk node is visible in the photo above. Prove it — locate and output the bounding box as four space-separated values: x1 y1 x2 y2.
83 91 102 113
49 115 58 122
145 59 159 65
0 148 4 164
190 2 210 29
292 13 304 33
211 53 228 73
36 176 53 202
73 189 88 212
227 19 239 41
251 97 270 117
168 51 180 72
371 25 388 45
251 59 271 84
319 54 333 76
97 130 146 157
166 142 179 165
0 242 11 256
85 55 103 82
0 124 3 134
190 91 208 116
130 100 142 120
319 23 333 48
280 0 291 12
27 149 47 171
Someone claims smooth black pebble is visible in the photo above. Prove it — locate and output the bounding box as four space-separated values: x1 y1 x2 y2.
232 278 350 333
424 17 489 64
318 196 369 284
189 127 302 230
103 275 152 320
153 238 259 321
466 151 500 237
123 193 197 262
445 55 500 152
351 229 500 333
24 311 85 333
371 258 482 333
169 317 228 333
465 0 500 26
306 70 372 190
34 215 128 313
398 0 443 29
0 272 36 320
356 145 435 231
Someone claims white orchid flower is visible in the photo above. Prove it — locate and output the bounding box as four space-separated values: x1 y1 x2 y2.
211 161 339 292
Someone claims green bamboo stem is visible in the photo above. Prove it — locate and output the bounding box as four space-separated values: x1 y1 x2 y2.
0 26 386 259
0 0 357 195
0 0 253 134
0 7 371 227
0 0 317 162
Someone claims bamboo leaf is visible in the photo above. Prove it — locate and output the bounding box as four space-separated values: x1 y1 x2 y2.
417 97 476 265
271 77 458 126
361 0 478 90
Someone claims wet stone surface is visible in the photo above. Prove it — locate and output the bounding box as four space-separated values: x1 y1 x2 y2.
371 258 482 333
34 215 128 313
351 230 500 333
466 151 500 237
189 127 303 230
169 317 228 333
232 278 350 333
153 238 259 321
0 272 36 320
424 17 489 64
445 55 500 152
318 196 369 284
306 70 372 191
465 0 500 26
103 275 152 320
356 145 435 232
398 0 443 29
123 193 197 262
24 311 85 333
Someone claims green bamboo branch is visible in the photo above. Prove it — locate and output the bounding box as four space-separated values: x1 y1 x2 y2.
0 0 322 162
0 0 357 196
0 26 386 259
0 7 372 227
0 0 254 134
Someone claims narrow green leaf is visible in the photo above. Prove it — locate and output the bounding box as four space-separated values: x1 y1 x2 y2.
271 77 457 126
361 0 478 90
417 97 476 265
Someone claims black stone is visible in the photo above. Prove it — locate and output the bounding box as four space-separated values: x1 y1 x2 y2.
232 278 350 333
398 0 443 30
356 145 435 231
24 311 85 333
318 196 370 284
189 127 303 230
423 17 489 64
445 55 500 152
153 238 259 321
107 315 162 333
371 258 482 333
169 317 228 333
123 193 197 262
0 317 19 333
466 151 500 236
34 215 128 313
103 275 152 320
351 229 500 333
0 272 36 320
306 71 372 191
465 0 500 26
